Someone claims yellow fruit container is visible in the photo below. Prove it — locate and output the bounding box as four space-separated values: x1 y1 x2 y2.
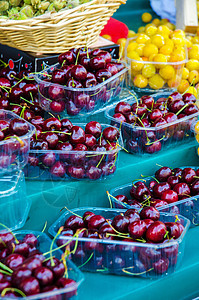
125 37 188 94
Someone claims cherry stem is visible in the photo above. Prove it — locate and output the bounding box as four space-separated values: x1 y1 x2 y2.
61 253 68 279
176 103 189 116
20 96 33 106
0 262 13 274
1 288 26 298
49 226 64 267
107 233 131 239
41 131 71 135
78 252 94 269
106 219 128 236
37 221 47 238
175 215 180 222
0 269 12 276
96 153 105 168
140 174 159 183
60 207 81 218
106 191 113 209
145 135 165 146
122 267 153 275
4 135 24 147
0 223 19 244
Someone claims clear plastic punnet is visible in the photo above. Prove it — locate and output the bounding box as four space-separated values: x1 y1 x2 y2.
109 166 199 227
24 123 123 181
105 92 199 155
0 109 35 175
35 61 127 118
49 207 190 278
1 231 84 300
0 171 30 231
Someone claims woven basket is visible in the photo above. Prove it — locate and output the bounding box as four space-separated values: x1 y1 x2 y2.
0 0 126 54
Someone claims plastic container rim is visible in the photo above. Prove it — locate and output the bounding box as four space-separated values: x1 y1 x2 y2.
0 170 24 196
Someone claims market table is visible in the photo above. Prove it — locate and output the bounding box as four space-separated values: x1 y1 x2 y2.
21 1 199 299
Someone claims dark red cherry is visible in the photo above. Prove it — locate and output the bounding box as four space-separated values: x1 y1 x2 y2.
61 118 73 130
167 175 180 188
44 257 65 279
5 253 25 269
184 103 198 115
115 101 131 114
155 167 172 182
112 215 130 233
50 162 66 177
70 126 85 144
95 69 112 83
191 179 199 195
51 69 66 85
48 85 65 101
153 182 170 198
88 215 106 230
149 109 162 122
124 209 140 223
173 167 183 177
56 278 77 298
43 117 61 131
65 215 84 230
66 78 83 89
82 211 95 226
161 190 178 203
19 277 40 296
71 65 87 81
169 99 185 113
182 93 196 103
165 222 181 239
181 167 196 184
85 134 97 148
103 126 119 142
113 113 126 123
9 86 24 102
153 258 169 274
58 51 76 65
128 220 146 239
34 267 54 286
146 221 167 243
67 165 85 179
41 152 56 167
89 56 106 70
11 267 32 287
97 50 112 63
85 121 102 138
0 77 11 88
42 132 59 149
22 84 37 99
163 112 178 123
86 166 102 180
9 118 29 136
141 95 154 109
140 207 160 221
173 182 191 198
106 63 118 75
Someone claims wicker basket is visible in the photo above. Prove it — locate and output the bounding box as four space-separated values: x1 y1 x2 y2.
0 0 126 54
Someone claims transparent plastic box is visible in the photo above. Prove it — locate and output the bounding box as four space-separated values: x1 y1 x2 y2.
0 109 35 175
48 207 190 278
1 230 84 300
125 37 187 94
105 92 199 155
0 171 30 231
24 123 123 181
35 61 127 118
109 166 199 227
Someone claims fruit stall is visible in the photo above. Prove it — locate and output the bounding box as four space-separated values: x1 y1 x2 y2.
1 0 199 299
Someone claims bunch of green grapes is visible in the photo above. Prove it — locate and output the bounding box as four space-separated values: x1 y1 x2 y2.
0 0 91 20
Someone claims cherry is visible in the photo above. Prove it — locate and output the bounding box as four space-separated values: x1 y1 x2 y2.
176 222 184 235
9 118 29 136
112 215 130 233
0 98 10 110
9 86 24 102
161 190 178 203
115 194 128 203
70 126 85 144
82 211 95 226
128 220 147 239
140 207 160 221
13 241 29 257
34 267 54 287
22 257 42 271
149 180 157 193
95 69 112 83
155 167 172 182
169 99 185 113
153 258 169 274
23 234 37 248
31 139 48 150
0 280 11 292
48 85 65 101
124 209 140 223
103 126 119 142
71 65 87 81
115 101 131 115
41 152 56 167
58 51 76 65
43 118 61 131
140 95 154 109
98 50 112 63
153 182 171 198
64 215 84 230
42 132 58 149
56 278 77 298
173 168 182 177
44 258 65 279
183 93 196 103
87 215 105 230
184 103 198 115
74 93 90 108
146 221 167 243
153 117 167 128
51 69 66 85
149 109 162 122
30 116 44 128
0 77 11 88
99 223 115 235
5 253 25 269
12 267 32 287
106 63 118 76
85 121 102 139
84 134 97 149
20 277 40 296
66 78 82 89
165 222 181 239
168 92 182 101
89 56 106 70
173 182 191 198
145 140 161 153
151 199 168 208
144 219 154 229
163 112 178 123
191 179 199 195
167 175 180 187
86 166 102 180
0 120 9 135
181 168 196 184
67 165 85 179
0 232 15 249
130 182 151 201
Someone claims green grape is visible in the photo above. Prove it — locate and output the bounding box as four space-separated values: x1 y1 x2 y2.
20 5 34 17
9 0 21 6
8 6 19 16
24 0 31 5
47 2 54 10
0 1 9 12
31 0 40 8
13 11 28 19
38 0 50 11
53 0 66 10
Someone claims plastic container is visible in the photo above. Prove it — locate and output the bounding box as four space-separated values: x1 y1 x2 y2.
0 171 30 231
125 37 187 94
35 61 127 118
48 207 190 278
0 109 35 175
109 166 199 227
105 92 199 155
1 230 84 300
24 123 123 181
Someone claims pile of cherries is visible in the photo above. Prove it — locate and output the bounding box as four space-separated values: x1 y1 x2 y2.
57 207 185 276
27 118 120 180
0 65 45 118
0 112 31 169
38 47 125 115
111 91 199 154
0 232 77 298
114 166 199 214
